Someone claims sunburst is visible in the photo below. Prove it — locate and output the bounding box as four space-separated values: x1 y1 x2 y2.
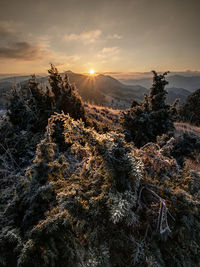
89 69 95 75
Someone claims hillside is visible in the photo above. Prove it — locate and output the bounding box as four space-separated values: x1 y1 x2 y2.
59 71 148 108
0 72 197 109
0 72 147 109
0 67 200 266
166 87 191 105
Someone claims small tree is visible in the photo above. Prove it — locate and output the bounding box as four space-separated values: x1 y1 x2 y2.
48 64 87 122
7 74 54 131
121 71 177 147
7 65 87 132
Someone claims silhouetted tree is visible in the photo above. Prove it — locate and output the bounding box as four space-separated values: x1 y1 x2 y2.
121 71 177 147
48 64 87 122
7 65 87 132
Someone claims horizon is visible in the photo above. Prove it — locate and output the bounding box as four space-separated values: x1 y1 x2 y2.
1 69 200 81
0 0 200 74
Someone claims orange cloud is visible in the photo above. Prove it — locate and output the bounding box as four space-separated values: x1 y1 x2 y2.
97 46 120 59
63 29 101 44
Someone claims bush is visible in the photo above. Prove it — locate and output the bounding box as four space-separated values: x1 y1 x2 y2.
1 67 200 267
0 113 142 267
7 75 54 132
178 88 200 126
48 64 87 123
1 65 87 169
171 132 200 166
121 71 177 147
1 112 200 266
7 64 87 132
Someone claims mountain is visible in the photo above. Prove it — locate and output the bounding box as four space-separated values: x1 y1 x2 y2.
168 75 200 91
120 75 200 92
0 71 197 109
166 87 191 105
0 71 148 109
58 71 148 108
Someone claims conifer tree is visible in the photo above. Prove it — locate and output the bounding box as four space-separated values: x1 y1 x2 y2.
121 71 177 147
7 65 87 132
48 64 87 122
7 74 53 131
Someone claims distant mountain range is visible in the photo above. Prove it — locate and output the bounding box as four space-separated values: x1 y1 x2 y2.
0 71 148 109
0 71 199 109
166 87 190 105
119 75 200 92
59 71 148 108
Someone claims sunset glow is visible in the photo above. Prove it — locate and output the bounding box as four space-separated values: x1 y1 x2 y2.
0 0 199 74
89 69 95 75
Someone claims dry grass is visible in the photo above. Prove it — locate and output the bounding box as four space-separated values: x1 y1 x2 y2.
84 103 120 128
137 142 179 177
175 122 200 138
185 156 200 173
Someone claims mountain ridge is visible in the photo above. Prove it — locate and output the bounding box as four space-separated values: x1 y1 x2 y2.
0 71 198 109
119 74 200 92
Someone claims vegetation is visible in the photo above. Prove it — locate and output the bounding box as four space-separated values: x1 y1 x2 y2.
121 71 178 147
7 64 87 131
178 88 200 126
0 67 200 267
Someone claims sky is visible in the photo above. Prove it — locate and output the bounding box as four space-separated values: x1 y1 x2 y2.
0 0 200 74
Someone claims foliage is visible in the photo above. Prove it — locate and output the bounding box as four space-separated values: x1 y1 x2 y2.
7 64 87 132
7 76 53 132
178 88 200 126
0 113 142 267
171 132 200 166
138 142 179 178
0 112 200 266
48 65 87 123
121 71 178 147
0 69 200 267
0 65 87 169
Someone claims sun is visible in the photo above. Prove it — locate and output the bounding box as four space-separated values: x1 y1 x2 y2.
89 69 95 75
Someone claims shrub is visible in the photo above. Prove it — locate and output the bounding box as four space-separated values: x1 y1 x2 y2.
171 132 200 166
48 64 87 123
121 71 178 147
0 113 142 267
178 88 200 126
1 112 200 266
2 65 87 168
7 75 54 132
1 67 200 267
7 64 87 132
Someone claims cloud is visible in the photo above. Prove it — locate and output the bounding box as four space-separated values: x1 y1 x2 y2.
63 29 101 44
0 21 15 38
107 34 122 40
51 55 81 68
97 46 120 58
0 21 49 61
0 41 48 60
